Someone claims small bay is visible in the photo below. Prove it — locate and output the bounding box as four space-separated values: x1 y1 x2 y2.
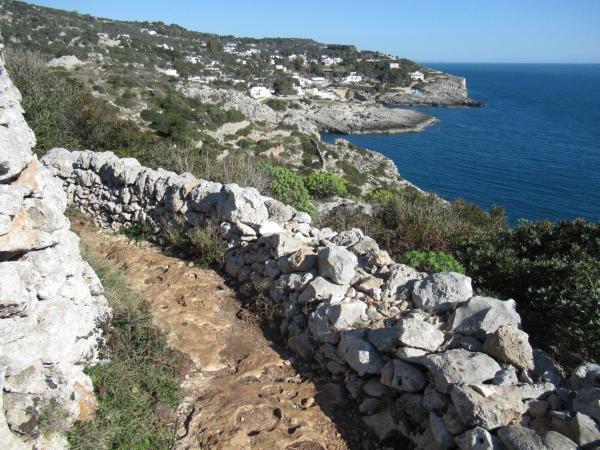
323 63 600 223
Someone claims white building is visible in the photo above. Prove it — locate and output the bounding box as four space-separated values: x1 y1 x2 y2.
156 43 173 51
389 62 400 69
140 28 158 36
410 71 425 81
306 88 338 100
155 67 179 77
341 72 363 84
185 55 201 64
223 43 237 53
321 55 343 66
310 76 329 87
249 86 272 99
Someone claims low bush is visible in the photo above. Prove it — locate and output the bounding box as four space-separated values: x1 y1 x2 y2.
266 165 315 215
264 98 288 112
303 171 347 199
400 250 464 273
67 245 183 449
454 219 600 367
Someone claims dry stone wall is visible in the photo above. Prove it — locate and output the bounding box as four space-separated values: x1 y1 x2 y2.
0 49 109 448
41 147 600 449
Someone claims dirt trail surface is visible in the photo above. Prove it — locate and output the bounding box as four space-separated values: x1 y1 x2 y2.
73 218 378 450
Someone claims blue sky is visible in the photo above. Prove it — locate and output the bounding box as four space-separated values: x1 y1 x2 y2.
26 0 600 63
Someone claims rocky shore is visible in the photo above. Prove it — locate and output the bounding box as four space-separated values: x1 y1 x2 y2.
379 74 484 107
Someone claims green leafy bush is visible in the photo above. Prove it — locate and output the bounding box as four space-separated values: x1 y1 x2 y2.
266 166 315 215
400 250 464 273
303 171 347 199
454 219 600 367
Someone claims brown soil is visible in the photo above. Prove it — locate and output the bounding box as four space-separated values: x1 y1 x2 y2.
73 218 381 450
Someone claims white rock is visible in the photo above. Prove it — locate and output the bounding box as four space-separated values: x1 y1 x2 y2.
412 272 473 313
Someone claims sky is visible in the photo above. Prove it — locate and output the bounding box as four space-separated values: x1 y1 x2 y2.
25 0 600 63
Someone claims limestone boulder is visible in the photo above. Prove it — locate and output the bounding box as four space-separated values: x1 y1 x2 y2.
298 276 348 304
482 325 534 370
337 330 384 376
380 359 427 392
396 317 445 352
217 183 268 225
450 296 521 340
421 349 501 393
318 245 357 285
412 272 473 313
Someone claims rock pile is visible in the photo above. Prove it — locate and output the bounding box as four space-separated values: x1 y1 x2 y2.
0 49 109 448
43 146 600 449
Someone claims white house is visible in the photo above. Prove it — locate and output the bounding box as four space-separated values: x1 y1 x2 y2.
185 55 200 64
306 88 338 100
389 62 400 69
410 71 425 81
223 43 237 53
140 28 158 36
341 72 363 84
249 86 272 99
310 76 329 87
155 67 179 77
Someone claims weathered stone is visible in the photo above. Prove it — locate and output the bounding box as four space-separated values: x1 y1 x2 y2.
380 359 427 392
381 264 421 304
450 296 521 340
368 326 399 353
217 183 268 225
421 349 502 393
482 325 534 370
362 407 401 440
288 247 318 271
429 412 454 448
318 245 357 285
293 211 312 224
356 276 383 295
412 272 473 313
258 220 284 235
396 317 445 352
337 330 383 376
264 198 295 222
498 426 578 450
263 232 305 258
359 397 382 415
455 427 497 450
363 378 388 398
571 363 600 390
298 276 347 304
0 261 36 318
331 228 364 247
351 236 379 256
422 384 450 413
0 185 25 216
451 384 527 430
395 347 428 361
569 412 600 447
573 388 600 422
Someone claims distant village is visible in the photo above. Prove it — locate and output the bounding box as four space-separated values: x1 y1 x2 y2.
142 31 429 101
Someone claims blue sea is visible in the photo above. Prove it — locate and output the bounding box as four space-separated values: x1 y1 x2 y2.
322 64 600 223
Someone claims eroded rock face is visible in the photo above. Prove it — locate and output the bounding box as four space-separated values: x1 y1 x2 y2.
0 48 109 448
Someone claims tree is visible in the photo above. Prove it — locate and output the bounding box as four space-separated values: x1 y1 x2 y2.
272 77 295 96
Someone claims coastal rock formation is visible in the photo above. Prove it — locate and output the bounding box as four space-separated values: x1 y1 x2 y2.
43 145 600 449
379 73 484 107
0 47 109 448
180 83 437 135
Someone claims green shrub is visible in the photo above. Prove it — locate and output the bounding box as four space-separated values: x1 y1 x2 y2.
454 219 600 367
400 250 464 273
366 188 395 205
187 221 227 267
264 98 288 112
303 171 347 199
266 166 315 215
119 220 154 241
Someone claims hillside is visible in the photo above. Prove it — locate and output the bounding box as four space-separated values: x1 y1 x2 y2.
0 0 477 199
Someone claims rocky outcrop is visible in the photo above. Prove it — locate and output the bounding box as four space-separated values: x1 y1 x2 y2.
283 101 437 135
0 47 109 448
43 146 600 449
179 83 436 136
379 74 484 107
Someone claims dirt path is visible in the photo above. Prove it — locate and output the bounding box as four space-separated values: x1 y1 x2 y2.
73 218 376 450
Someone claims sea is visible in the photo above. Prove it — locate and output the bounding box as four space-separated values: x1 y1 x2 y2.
322 63 600 223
